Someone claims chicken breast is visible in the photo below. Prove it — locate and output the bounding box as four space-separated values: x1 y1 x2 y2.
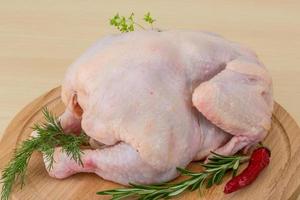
42 30 273 185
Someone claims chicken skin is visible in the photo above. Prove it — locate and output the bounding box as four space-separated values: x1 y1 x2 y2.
41 30 273 185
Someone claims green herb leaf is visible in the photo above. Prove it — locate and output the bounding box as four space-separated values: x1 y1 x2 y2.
144 12 155 24
232 159 240 177
206 176 214 189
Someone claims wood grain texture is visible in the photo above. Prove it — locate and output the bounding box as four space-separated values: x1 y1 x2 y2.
0 0 300 140
0 87 300 200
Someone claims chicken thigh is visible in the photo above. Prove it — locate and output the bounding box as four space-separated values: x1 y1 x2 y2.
42 30 273 185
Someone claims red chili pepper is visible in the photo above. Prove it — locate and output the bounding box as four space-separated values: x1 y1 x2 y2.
224 147 271 194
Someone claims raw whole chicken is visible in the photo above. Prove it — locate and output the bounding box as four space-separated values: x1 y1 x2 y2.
42 30 273 185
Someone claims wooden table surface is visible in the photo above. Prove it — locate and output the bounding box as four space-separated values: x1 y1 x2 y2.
0 0 300 139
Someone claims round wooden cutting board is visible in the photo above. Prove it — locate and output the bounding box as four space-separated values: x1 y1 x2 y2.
0 87 300 200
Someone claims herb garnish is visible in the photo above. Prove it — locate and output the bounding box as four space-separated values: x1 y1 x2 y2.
97 152 250 200
0 108 88 200
110 12 156 32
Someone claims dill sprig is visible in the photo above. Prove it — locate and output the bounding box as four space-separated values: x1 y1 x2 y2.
97 152 250 200
0 108 88 200
110 12 156 33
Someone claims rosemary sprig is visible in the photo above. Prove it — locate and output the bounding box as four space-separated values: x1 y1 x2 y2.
97 152 250 200
0 108 88 200
110 12 156 33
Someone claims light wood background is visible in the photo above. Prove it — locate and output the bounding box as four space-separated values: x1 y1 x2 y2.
0 0 300 139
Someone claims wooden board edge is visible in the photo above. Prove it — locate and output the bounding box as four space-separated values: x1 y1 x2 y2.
0 86 61 160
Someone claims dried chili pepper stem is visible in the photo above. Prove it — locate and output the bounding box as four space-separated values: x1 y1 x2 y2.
240 156 251 163
224 147 271 194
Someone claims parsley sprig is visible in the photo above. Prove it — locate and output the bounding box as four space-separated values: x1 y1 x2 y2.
97 152 249 200
143 12 155 29
110 12 156 33
0 108 88 200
